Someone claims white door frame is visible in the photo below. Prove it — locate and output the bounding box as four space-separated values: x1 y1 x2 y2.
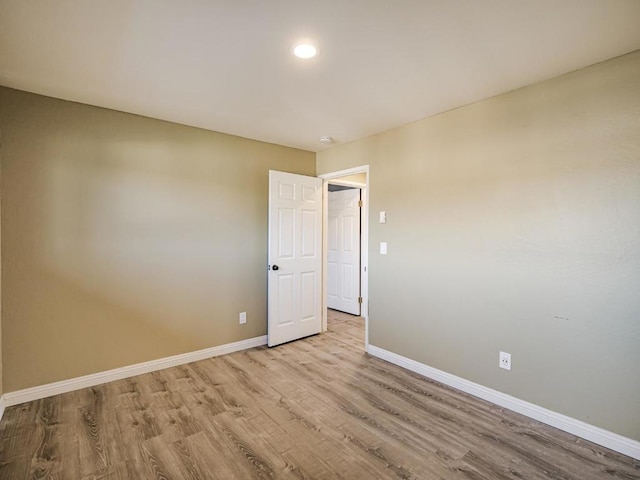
319 165 369 349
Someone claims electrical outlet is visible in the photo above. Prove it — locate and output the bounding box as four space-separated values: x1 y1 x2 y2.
499 351 511 370
239 312 247 324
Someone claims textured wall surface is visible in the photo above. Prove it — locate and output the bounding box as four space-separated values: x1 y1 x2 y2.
318 51 640 441
0 87 315 391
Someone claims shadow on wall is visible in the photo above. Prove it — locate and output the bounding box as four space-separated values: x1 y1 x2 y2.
44 137 229 335
13 131 270 384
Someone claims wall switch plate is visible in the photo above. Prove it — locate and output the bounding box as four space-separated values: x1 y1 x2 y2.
499 351 511 370
380 242 387 254
379 211 387 223
239 312 247 324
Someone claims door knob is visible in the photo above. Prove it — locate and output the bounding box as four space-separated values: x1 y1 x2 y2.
272 265 279 271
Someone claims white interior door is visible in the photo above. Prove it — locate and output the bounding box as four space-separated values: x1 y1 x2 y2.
327 188 361 315
268 171 322 347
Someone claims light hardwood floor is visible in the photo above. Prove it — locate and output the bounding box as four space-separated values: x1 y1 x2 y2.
0 310 638 479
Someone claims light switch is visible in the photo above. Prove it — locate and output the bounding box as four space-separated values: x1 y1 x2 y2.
379 211 387 223
380 242 387 254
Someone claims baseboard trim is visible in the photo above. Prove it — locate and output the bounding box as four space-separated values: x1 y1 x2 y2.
3 335 267 408
0 395 6 423
367 344 640 461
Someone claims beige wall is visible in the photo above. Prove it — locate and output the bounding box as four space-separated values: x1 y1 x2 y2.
330 172 366 185
318 51 640 441
0 87 315 392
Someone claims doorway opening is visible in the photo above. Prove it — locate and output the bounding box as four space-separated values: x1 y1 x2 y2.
327 184 361 315
319 166 369 351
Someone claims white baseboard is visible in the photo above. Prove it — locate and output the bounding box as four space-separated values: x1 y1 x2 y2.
0 395 6 423
3 335 267 408
367 344 640 461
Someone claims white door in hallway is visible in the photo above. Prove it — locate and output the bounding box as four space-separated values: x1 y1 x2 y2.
327 188 361 315
268 171 322 347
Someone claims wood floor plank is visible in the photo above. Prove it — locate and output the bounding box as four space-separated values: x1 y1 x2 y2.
1 309 638 479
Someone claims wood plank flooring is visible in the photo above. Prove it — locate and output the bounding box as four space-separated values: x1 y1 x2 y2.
0 309 638 479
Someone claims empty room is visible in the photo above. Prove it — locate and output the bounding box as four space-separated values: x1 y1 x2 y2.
0 1 639 478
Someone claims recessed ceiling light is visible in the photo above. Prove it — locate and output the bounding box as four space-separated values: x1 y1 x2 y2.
292 43 317 59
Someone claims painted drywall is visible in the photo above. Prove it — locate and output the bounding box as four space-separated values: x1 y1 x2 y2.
0 87 315 392
317 51 640 441
331 172 366 185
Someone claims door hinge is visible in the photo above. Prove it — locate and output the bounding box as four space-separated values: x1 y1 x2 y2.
358 296 363 304
358 200 363 208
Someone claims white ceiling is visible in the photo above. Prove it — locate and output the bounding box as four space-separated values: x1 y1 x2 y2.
2 1 640 152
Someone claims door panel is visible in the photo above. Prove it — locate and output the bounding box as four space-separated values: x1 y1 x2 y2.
327 188 361 315
278 208 295 258
301 209 318 257
268 171 322 346
300 271 317 320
